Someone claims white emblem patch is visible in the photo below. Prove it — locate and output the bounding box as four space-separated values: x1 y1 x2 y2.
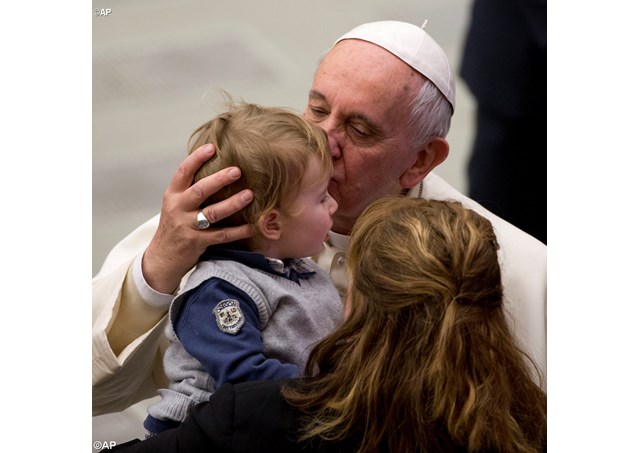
213 299 245 335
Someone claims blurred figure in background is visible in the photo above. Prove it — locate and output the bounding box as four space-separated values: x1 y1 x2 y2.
461 0 547 243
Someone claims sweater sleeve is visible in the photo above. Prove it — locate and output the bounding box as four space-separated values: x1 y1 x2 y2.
174 278 300 387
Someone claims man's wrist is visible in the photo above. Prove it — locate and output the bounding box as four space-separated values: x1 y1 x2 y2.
134 252 175 308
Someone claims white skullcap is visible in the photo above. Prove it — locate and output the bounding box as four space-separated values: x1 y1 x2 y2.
335 20 456 111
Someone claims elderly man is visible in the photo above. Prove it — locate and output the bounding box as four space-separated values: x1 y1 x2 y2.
93 20 546 416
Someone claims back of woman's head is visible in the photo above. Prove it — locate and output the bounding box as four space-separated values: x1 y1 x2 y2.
188 98 332 229
348 196 502 318
289 197 546 453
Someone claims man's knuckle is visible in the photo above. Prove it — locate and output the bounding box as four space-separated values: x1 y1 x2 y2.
190 183 205 199
218 229 229 243
206 207 219 223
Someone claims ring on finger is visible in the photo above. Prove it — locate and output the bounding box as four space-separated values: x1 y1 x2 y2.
196 210 211 230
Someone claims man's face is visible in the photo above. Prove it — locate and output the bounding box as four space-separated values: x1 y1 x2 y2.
303 40 425 235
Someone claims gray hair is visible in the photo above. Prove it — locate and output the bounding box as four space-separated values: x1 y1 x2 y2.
409 79 453 146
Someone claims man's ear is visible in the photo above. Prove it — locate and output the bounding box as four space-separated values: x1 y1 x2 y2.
399 137 449 189
257 209 283 241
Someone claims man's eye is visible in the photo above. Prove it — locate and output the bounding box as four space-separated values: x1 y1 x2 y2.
309 107 328 118
348 124 369 137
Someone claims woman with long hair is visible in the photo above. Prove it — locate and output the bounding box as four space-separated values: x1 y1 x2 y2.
284 197 546 452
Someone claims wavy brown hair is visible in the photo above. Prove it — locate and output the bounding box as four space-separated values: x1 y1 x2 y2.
283 197 546 452
188 97 332 230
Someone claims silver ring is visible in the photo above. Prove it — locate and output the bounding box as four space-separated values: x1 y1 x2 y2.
196 210 211 230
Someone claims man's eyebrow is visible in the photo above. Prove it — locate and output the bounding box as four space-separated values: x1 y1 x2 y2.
308 90 326 101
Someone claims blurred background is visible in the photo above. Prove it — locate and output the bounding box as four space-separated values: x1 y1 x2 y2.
92 0 475 445
92 0 476 276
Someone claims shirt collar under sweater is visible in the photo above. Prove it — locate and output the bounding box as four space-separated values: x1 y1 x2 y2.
199 244 316 284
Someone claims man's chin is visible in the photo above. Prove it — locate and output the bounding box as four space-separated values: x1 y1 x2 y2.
330 217 355 236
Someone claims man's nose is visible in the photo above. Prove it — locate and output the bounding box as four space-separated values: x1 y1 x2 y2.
321 119 342 160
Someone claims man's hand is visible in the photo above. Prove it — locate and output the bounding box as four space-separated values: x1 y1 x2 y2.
143 144 254 294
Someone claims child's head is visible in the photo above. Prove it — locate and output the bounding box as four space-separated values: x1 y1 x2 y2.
189 99 336 258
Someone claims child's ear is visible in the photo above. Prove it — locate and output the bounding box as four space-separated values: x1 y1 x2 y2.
257 209 283 241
